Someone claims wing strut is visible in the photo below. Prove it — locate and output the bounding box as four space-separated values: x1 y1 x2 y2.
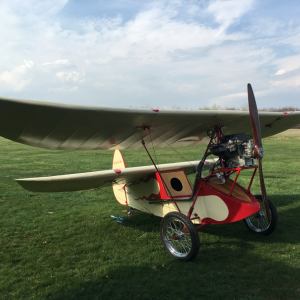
141 139 181 213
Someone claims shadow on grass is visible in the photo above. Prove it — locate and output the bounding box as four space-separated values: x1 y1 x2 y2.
45 195 300 300
121 212 161 233
120 194 300 244
270 194 300 208
48 242 300 300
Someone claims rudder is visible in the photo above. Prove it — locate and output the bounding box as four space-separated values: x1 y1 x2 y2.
112 149 126 170
112 149 128 205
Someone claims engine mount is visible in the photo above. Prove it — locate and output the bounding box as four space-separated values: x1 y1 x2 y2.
209 132 255 168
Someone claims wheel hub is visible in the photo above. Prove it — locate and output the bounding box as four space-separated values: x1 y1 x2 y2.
255 211 265 219
173 232 185 241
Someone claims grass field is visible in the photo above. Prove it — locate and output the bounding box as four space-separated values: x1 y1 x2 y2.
1 131 300 300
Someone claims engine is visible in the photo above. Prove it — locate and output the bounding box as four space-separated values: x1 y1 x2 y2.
209 132 255 168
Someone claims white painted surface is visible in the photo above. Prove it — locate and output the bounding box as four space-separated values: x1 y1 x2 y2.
195 196 229 221
127 178 160 200
112 149 126 169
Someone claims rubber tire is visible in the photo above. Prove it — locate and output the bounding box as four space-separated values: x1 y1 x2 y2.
160 212 200 261
243 195 278 235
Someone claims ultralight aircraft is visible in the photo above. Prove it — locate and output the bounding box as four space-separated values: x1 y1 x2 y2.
0 84 299 261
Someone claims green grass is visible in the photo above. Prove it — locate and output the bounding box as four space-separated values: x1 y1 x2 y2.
1 134 300 300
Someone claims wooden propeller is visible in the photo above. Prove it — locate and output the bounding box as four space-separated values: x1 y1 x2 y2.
247 83 271 222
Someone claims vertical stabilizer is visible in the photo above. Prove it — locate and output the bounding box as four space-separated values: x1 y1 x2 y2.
112 149 126 170
112 149 127 205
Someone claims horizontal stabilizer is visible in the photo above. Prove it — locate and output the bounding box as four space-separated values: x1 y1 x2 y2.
16 160 215 192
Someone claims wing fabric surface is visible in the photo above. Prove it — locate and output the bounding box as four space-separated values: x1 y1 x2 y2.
0 96 299 150
16 160 206 192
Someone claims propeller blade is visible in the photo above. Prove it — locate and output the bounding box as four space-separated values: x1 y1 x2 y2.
248 84 262 157
248 83 271 222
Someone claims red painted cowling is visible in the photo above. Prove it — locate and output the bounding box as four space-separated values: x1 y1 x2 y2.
196 179 260 225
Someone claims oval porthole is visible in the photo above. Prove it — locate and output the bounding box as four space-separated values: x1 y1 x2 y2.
170 177 183 192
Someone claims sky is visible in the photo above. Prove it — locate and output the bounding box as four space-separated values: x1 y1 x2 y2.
0 0 300 109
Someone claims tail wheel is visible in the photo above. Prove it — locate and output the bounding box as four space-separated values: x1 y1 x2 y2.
243 195 278 235
160 212 200 261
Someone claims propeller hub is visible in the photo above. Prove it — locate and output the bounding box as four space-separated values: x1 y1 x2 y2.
258 147 264 158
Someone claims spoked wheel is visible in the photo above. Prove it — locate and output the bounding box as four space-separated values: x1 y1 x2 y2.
160 212 200 261
244 195 278 235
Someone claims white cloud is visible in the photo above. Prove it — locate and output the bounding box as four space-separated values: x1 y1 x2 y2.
39 59 75 72
271 54 300 89
52 86 78 92
271 75 300 88
217 92 247 99
209 92 247 107
3 0 69 18
206 0 254 30
280 31 300 50
177 84 197 91
0 0 299 109
56 71 85 82
273 54 300 75
0 60 34 91
74 7 245 65
41 59 71 66
275 69 286 75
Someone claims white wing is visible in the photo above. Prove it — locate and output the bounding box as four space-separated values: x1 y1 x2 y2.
1 96 299 150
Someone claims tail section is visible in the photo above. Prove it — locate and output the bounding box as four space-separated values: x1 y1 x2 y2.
112 149 128 205
112 149 126 170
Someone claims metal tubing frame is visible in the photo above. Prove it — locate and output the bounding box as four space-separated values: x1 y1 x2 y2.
186 185 202 218
203 165 258 181
200 125 259 198
195 222 209 230
202 126 218 158
194 125 259 227
228 168 241 196
141 124 259 227
141 140 181 213
247 168 257 193
200 165 258 197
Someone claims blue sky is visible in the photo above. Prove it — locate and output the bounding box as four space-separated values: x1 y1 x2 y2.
0 0 300 109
